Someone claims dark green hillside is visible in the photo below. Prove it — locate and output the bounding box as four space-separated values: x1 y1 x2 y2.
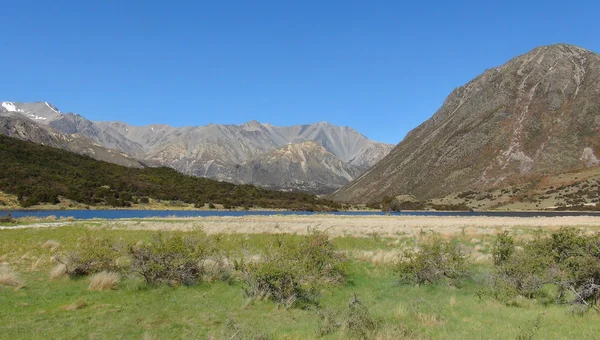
0 135 340 210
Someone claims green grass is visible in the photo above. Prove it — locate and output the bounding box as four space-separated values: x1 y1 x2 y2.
1 225 600 339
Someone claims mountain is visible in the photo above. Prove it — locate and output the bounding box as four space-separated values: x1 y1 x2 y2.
1 101 393 193
222 141 363 194
332 44 600 203
0 115 143 168
0 134 340 210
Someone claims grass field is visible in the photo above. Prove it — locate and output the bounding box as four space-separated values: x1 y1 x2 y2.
1 223 600 339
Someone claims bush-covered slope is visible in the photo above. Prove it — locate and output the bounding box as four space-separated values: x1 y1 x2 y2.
0 135 340 210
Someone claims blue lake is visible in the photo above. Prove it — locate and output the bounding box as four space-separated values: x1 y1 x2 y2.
2 209 600 220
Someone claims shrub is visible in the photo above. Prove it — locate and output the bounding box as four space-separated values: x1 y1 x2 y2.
88 271 120 291
128 232 213 286
491 231 515 266
56 234 120 277
516 313 544 340
365 201 380 210
242 230 347 308
0 214 15 224
395 235 470 285
489 228 600 307
344 295 378 339
490 250 556 300
315 295 378 339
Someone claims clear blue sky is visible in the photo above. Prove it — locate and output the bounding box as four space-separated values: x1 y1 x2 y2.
2 1 599 144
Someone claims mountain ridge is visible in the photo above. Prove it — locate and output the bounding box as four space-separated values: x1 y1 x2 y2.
1 101 393 194
332 43 600 203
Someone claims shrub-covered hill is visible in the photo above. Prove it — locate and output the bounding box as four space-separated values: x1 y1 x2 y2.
0 135 340 210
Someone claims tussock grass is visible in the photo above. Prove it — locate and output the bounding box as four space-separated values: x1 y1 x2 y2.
0 267 23 289
88 271 120 291
50 264 68 280
41 240 60 252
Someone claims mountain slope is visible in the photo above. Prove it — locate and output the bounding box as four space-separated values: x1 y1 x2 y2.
0 134 340 210
222 141 363 194
0 115 144 168
332 44 600 203
2 101 393 193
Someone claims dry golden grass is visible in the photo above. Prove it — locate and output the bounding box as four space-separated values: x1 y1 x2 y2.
41 240 60 252
416 312 446 327
29 256 45 271
50 264 68 280
351 250 402 265
62 299 88 311
94 215 600 239
0 191 19 208
88 271 120 291
0 267 23 289
449 296 457 307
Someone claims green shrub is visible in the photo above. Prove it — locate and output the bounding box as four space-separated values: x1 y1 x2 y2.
128 232 213 286
490 250 556 301
0 214 15 224
516 313 544 340
315 295 378 339
242 230 347 308
344 295 378 339
56 234 121 277
489 228 600 307
491 231 515 266
395 235 470 285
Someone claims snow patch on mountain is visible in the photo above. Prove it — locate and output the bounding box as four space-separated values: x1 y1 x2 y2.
2 102 22 112
45 102 60 113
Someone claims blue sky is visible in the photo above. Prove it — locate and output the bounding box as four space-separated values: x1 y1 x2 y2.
2 1 599 144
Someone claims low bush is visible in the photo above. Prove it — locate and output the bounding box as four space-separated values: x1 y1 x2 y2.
489 228 600 307
344 295 379 339
316 295 379 339
0 214 15 224
55 234 121 278
242 229 347 308
395 235 470 285
128 232 215 286
491 231 514 266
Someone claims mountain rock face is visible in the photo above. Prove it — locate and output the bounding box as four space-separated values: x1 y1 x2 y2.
0 115 143 168
332 44 600 203
221 141 363 194
1 101 392 194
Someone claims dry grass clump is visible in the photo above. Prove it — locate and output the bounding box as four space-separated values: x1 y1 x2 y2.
62 299 88 311
50 264 68 280
88 271 120 291
0 267 24 289
42 240 60 252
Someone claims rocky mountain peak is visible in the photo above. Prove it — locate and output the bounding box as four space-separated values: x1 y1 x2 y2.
333 43 600 203
1 99 393 194
240 120 265 131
